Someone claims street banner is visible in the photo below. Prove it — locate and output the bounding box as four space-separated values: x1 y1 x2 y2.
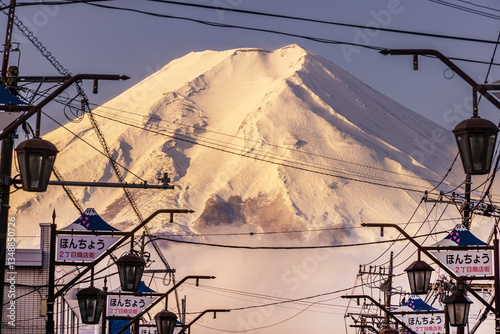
403 313 444 334
56 235 119 262
107 295 154 317
431 250 493 276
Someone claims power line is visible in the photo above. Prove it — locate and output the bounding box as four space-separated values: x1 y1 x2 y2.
454 0 500 14
42 111 147 182
426 0 500 20
45 93 433 192
150 230 449 250
147 0 500 45
83 1 500 67
90 111 441 194
92 102 446 185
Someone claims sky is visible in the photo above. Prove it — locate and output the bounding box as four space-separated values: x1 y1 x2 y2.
3 1 500 333
4 0 500 135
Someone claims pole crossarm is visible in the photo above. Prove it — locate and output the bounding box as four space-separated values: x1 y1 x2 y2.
349 324 379 333
362 223 495 314
342 294 416 334
379 49 500 111
10 178 175 189
0 73 129 140
114 275 216 334
177 309 231 334
52 209 193 299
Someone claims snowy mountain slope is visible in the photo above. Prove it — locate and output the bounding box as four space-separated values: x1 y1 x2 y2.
11 44 459 245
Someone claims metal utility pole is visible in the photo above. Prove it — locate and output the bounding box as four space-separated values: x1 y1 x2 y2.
1 1 17 328
384 252 393 327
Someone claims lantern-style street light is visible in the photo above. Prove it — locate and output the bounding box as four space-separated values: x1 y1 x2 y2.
453 116 498 175
76 285 106 325
116 253 146 292
443 292 472 327
155 310 178 334
15 136 58 191
404 255 434 295
379 329 398 334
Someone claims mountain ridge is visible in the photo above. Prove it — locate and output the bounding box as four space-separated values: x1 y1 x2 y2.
11 44 459 247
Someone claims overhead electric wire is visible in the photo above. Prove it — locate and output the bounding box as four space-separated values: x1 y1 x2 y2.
83 1 500 67
42 111 147 182
0 0 115 10
150 230 448 250
190 273 405 332
92 102 447 185
90 109 440 191
147 0 500 45
167 217 460 238
455 0 500 14
5 0 500 48
38 91 447 193
186 282 345 310
90 111 443 194
392 201 451 270
426 0 500 20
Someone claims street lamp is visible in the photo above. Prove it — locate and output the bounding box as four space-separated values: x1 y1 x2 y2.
76 285 106 325
443 292 472 327
453 116 498 175
116 253 146 292
404 257 434 295
378 329 398 334
15 136 58 191
154 310 178 334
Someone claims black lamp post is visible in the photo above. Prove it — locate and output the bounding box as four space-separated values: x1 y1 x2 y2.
453 116 498 175
404 256 434 295
116 253 146 292
15 136 58 191
76 285 106 325
155 310 178 334
443 292 472 327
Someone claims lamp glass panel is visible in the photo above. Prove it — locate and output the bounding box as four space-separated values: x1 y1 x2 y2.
455 302 470 326
119 263 144 291
27 152 43 188
407 272 416 293
469 133 485 171
78 295 103 324
17 151 26 184
447 302 469 326
456 133 470 171
41 154 55 187
406 266 431 294
156 318 176 334
486 133 497 171
414 271 425 293
447 303 456 325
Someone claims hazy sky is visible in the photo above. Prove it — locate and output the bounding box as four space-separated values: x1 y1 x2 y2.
5 0 500 135
4 2 500 333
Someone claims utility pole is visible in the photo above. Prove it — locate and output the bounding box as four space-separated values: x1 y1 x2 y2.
1 1 17 328
384 252 393 327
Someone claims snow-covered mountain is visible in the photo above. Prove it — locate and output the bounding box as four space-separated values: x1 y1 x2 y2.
11 44 459 240
9 44 468 333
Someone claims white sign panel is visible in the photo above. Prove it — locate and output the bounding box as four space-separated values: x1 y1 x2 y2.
56 235 119 262
138 327 157 334
431 250 493 276
138 327 181 334
107 295 153 317
402 314 444 334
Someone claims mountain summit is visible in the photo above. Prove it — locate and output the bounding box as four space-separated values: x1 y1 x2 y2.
12 44 458 245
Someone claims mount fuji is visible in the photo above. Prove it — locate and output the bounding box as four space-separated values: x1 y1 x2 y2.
9 44 469 333
11 44 459 239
